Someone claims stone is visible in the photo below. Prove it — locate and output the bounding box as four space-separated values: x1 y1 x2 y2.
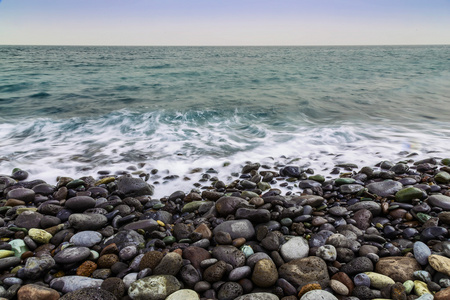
14 211 43 229
70 231 103 247
414 280 431 296
122 219 159 232
340 257 373 276
50 276 103 294
60 287 117 300
251 258 278 287
330 279 349 296
54 247 91 264
65 196 96 212
217 281 243 300
166 289 199 300
280 236 309 262
117 175 154 197
215 196 250 216
435 171 450 184
153 252 183 276
0 256 21 270
364 272 395 289
235 293 279 300
316 245 337 262
229 266 251 281
23 255 55 279
203 260 227 282
375 256 421 282
395 187 425 202
128 275 181 300
17 284 60 300
428 194 450 210
28 228 53 244
300 290 338 300
235 208 271 223
413 241 431 265
367 180 403 197
182 246 211 270
331 272 354 294
279 256 330 288
212 245 246 268
435 287 450 300
101 230 145 250
139 251 163 270
339 184 364 194
101 277 126 299
7 188 35 203
428 254 450 277
213 219 255 240
69 213 108 231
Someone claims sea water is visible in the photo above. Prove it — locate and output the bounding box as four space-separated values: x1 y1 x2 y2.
1 45 449 197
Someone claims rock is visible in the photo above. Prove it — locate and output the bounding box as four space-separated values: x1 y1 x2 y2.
435 171 450 184
14 211 43 229
280 166 302 178
235 293 279 300
101 230 145 251
229 266 251 281
212 245 246 268
153 252 183 276
69 213 108 231
7 188 35 203
235 208 271 223
101 277 126 299
215 196 250 216
17 284 60 300
367 180 403 197
339 184 364 194
279 256 330 288
217 282 243 300
50 276 103 294
435 287 450 300
428 194 450 210
28 228 53 244
251 258 278 287
300 290 338 300
428 254 450 277
54 246 91 264
65 196 96 212
117 175 153 196
23 255 55 279
182 246 211 270
60 287 117 300
0 256 21 270
70 231 103 247
280 236 309 262
213 219 255 240
395 187 425 202
316 245 337 262
203 260 227 282
122 219 159 232
165 289 199 300
340 257 373 276
375 256 421 282
364 272 395 289
413 241 431 265
128 275 181 300
330 279 349 296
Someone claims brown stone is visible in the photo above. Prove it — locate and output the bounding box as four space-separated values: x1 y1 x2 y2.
391 282 407 300
97 254 119 269
139 251 164 270
99 243 119 256
279 256 330 289
5 199 26 207
194 223 212 240
435 286 450 300
232 238 246 248
297 283 321 298
203 260 227 282
251 259 278 288
331 272 354 294
428 254 450 277
182 246 211 270
76 261 97 277
17 284 60 300
375 257 421 282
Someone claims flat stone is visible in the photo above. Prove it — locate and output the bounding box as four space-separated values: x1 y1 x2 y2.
17 284 60 300
128 275 181 300
367 180 403 197
364 271 395 289
212 219 255 240
117 176 154 197
300 290 338 300
50 276 103 294
428 194 450 210
279 256 329 289
280 236 309 262
54 246 91 264
413 241 431 265
165 289 200 300
69 213 108 231
375 256 421 282
60 287 117 300
395 187 425 202
7 188 35 203
70 231 103 247
428 254 450 277
122 219 159 232
65 196 96 212
14 211 43 229
0 256 21 270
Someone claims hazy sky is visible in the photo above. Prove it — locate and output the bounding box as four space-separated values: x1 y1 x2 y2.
1 0 449 46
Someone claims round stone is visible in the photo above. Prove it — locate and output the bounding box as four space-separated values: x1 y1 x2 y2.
70 231 103 247
54 247 91 264
251 258 278 288
280 236 309 262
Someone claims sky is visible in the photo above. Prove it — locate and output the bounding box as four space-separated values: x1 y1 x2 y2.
0 0 449 46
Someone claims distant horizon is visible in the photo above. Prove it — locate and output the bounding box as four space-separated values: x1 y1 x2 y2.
1 0 449 46
1 43 449 47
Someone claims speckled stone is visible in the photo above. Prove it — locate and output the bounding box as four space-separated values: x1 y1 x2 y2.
279 256 330 289
251 258 278 288
128 275 181 300
165 289 199 300
375 256 421 282
428 254 450 277
300 289 338 300
364 272 395 289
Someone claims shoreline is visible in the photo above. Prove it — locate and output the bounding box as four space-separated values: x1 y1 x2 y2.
1 156 450 299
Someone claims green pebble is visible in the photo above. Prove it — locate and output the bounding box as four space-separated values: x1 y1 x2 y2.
286 177 297 182
8 227 28 234
335 178 356 185
103 205 114 212
89 250 99 260
316 205 327 211
223 161 231 167
66 179 86 189
181 201 205 213
304 222 312 228
280 218 293 227
179 239 191 244
441 158 450 166
257 182 271 191
0 250 15 259
9 239 29 257
403 280 414 294
163 236 176 245
153 203 165 210
28 228 53 244
0 206 12 213
309 175 325 183
388 205 400 211
12 168 21 173
395 187 424 202
241 191 259 198
435 171 450 184
240 245 254 258
416 212 431 223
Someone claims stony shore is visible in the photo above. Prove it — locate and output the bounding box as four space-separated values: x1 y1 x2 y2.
1 156 450 300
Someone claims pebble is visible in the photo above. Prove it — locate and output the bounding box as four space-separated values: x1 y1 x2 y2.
128 275 181 300
280 236 309 261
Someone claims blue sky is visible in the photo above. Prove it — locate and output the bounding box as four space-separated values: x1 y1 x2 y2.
1 0 449 45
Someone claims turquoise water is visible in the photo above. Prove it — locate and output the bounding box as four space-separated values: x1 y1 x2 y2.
1 45 449 196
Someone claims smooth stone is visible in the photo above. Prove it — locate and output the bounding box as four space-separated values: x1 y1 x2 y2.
128 275 181 300
428 254 450 277
215 196 250 216
17 284 60 300
0 250 14 259
69 231 103 247
65 196 96 212
414 280 431 296
364 272 395 289
367 180 403 197
165 289 200 300
330 279 349 296
23 255 55 279
300 290 338 300
7 188 35 203
347 201 382 216
229 266 251 281
280 236 309 262
403 280 414 294
251 258 278 288
339 184 364 194
428 194 450 210
9 239 29 257
123 219 159 232
0 256 21 270
235 208 271 223
235 293 279 300
395 187 425 202
54 246 91 264
153 252 183 276
117 175 154 197
375 256 421 282
212 219 255 240
415 294 434 300
435 171 450 184
353 273 371 287
278 256 330 288
69 213 108 231
14 211 43 229
28 228 53 244
316 245 337 262
435 287 450 300
413 241 431 265
123 272 138 289
50 276 103 294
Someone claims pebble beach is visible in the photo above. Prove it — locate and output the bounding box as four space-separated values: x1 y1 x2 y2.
1 156 450 300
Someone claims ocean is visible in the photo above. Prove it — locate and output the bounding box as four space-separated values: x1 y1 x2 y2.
1 45 449 198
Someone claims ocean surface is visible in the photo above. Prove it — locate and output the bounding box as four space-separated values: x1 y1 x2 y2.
1 45 449 197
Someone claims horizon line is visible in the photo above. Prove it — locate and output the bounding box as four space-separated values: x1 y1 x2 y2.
1 43 449 47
